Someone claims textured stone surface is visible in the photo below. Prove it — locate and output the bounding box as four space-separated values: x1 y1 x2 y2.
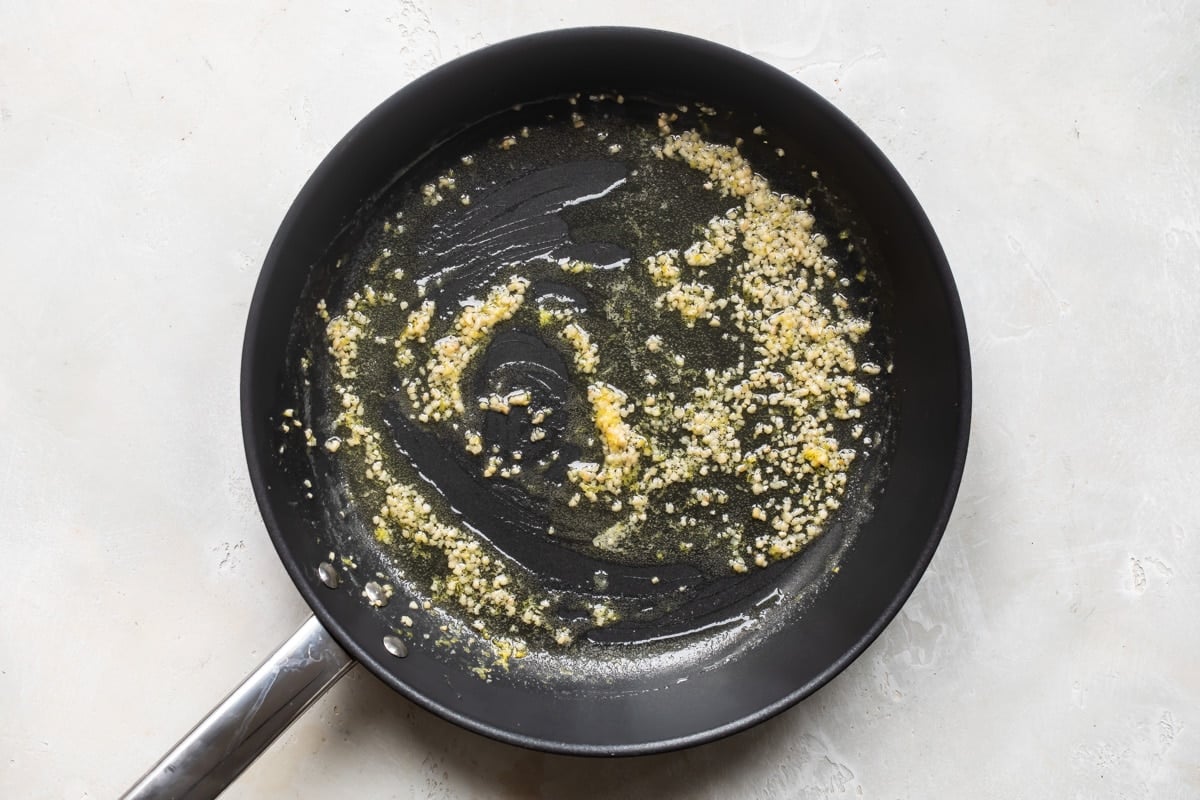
1 2 1197 797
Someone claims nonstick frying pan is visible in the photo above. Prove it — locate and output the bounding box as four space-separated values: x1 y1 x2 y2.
124 27 970 799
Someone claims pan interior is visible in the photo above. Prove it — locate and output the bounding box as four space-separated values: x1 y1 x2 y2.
277 94 895 690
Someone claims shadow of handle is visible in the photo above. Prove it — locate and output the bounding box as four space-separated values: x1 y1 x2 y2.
121 615 354 800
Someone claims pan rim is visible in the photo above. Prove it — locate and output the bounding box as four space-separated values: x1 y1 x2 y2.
242 25 971 756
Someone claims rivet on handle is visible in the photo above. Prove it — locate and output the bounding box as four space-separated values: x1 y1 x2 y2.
317 562 339 589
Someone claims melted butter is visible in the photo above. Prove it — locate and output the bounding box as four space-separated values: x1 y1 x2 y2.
295 96 894 672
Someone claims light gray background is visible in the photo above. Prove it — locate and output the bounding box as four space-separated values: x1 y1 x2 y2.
2 2 1197 798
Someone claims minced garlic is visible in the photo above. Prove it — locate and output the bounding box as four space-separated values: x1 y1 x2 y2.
401 277 529 423
560 322 599 374
305 104 880 659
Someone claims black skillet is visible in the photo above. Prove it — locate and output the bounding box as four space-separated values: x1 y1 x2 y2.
124 27 970 799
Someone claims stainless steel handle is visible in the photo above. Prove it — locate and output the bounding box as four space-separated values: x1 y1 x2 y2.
122 615 355 800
